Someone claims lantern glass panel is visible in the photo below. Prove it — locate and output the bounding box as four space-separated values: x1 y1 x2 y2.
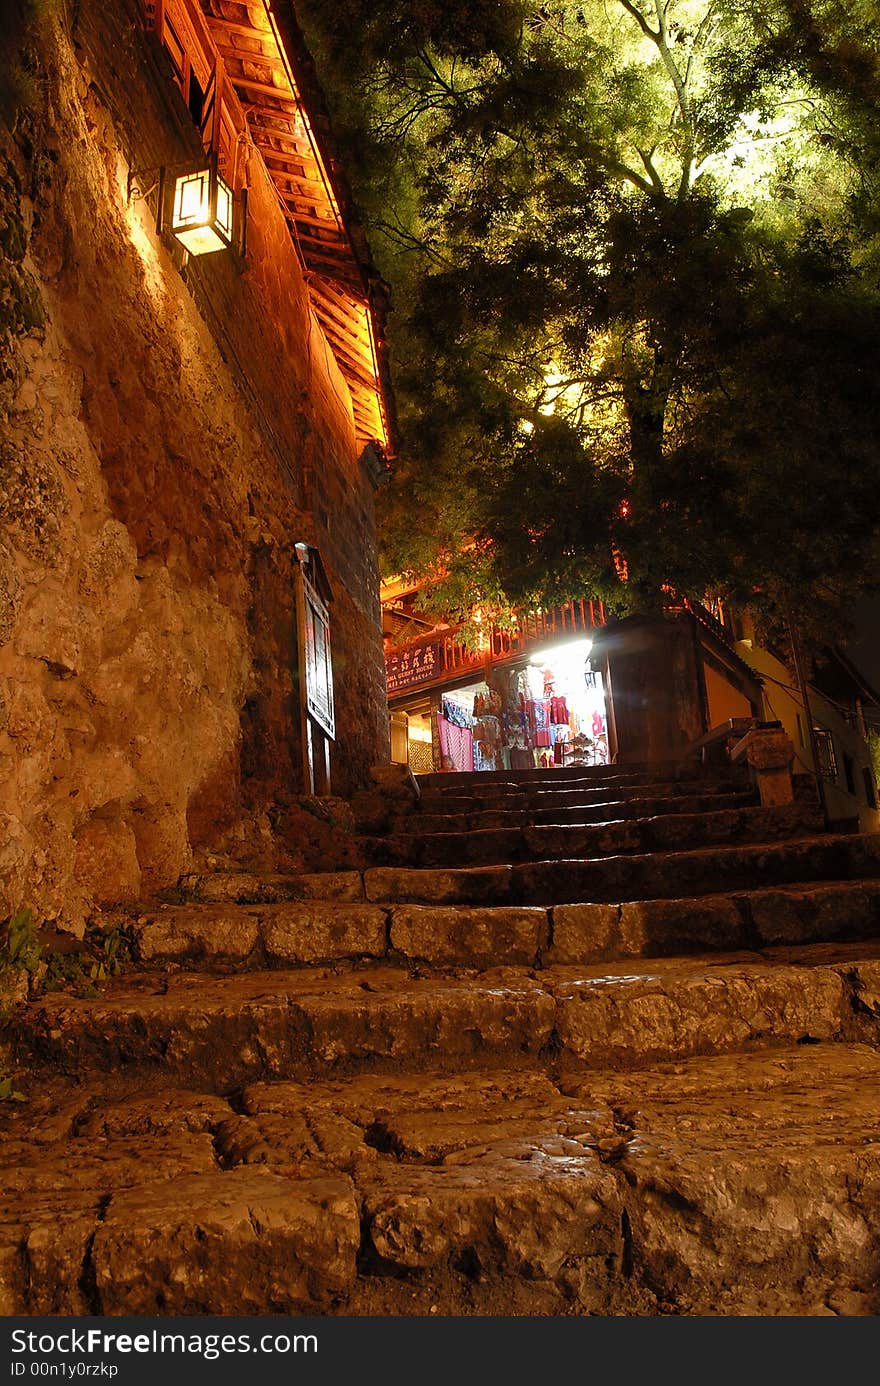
215 176 233 241
171 167 233 255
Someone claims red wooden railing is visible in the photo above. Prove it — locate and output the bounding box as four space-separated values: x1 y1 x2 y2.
385 599 607 697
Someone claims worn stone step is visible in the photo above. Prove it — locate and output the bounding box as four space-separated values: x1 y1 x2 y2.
416 761 705 790
389 879 880 968
549 943 879 1068
175 870 366 905
561 1043 880 1314
403 789 758 834
134 901 549 973
130 900 388 969
0 1085 358 1314
3 1047 877 1315
126 878 880 974
11 942 880 1085
364 832 880 906
13 967 557 1086
550 878 880 962
369 802 821 868
417 774 747 813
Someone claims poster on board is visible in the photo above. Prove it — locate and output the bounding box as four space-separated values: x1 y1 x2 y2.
302 573 335 740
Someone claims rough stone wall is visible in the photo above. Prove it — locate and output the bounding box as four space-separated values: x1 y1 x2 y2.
0 2 389 930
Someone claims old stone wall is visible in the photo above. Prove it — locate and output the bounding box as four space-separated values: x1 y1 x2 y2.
0 1 389 930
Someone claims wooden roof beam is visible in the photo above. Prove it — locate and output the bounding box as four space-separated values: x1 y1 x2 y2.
299 246 363 275
229 75 297 102
283 208 339 231
311 298 371 341
244 110 307 136
308 275 369 313
205 15 274 41
214 39 287 69
256 144 318 166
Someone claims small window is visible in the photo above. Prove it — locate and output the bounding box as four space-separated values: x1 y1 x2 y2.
160 8 211 141
162 16 185 82
813 727 837 781
864 767 877 810
187 66 205 125
843 753 856 795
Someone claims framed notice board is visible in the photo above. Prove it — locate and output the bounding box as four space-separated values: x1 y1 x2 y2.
302 574 335 739
294 543 335 793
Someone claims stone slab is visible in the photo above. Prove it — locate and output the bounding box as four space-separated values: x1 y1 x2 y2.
4 1044 880 1314
389 905 549 967
565 1044 880 1314
550 955 848 1066
750 881 880 945
92 1171 359 1313
551 896 746 963
260 902 388 964
179 871 364 904
362 1147 621 1288
513 835 880 905
134 904 260 964
15 968 556 1083
365 865 513 905
402 791 757 836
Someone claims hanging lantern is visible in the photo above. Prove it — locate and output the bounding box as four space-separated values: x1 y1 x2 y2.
170 160 234 255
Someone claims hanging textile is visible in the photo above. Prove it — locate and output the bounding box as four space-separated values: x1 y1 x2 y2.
437 714 475 773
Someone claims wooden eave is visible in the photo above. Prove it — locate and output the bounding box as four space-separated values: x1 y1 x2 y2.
198 0 396 453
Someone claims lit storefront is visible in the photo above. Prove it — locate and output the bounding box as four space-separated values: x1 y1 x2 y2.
383 590 780 776
383 598 611 774
435 641 608 772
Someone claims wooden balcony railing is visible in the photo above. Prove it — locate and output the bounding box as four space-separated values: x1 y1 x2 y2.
385 598 607 697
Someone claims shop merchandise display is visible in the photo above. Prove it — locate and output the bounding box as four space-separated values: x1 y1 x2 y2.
434 648 609 772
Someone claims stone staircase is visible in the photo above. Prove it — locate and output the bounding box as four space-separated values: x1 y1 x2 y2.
3 759 880 1316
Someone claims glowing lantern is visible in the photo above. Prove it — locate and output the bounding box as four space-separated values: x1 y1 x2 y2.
171 162 234 255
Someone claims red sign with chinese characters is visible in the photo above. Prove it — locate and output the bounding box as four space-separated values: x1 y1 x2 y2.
385 641 442 693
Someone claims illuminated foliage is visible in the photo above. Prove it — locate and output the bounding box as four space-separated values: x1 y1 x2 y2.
299 0 880 630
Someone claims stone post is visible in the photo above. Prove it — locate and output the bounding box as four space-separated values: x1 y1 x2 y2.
730 728 795 807
349 762 421 834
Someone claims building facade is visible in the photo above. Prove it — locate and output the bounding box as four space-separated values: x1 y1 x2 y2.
383 584 880 832
0 0 393 928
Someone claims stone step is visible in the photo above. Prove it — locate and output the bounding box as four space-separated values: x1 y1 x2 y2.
549 942 878 1068
3 1045 877 1315
12 967 557 1086
368 802 821 868
416 761 706 790
417 773 747 812
130 900 390 969
565 1043 880 1314
11 942 880 1086
0 1080 359 1314
364 832 880 906
179 830 879 914
550 878 880 962
127 877 880 973
403 788 758 834
175 869 366 905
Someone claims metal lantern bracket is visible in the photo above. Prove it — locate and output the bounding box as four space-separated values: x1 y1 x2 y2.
126 157 247 261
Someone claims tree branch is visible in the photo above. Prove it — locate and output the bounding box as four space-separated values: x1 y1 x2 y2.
616 0 659 41
637 145 666 193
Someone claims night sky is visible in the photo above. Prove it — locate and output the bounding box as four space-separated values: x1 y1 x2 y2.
848 596 880 694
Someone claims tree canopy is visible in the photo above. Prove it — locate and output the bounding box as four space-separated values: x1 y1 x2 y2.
297 0 880 635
